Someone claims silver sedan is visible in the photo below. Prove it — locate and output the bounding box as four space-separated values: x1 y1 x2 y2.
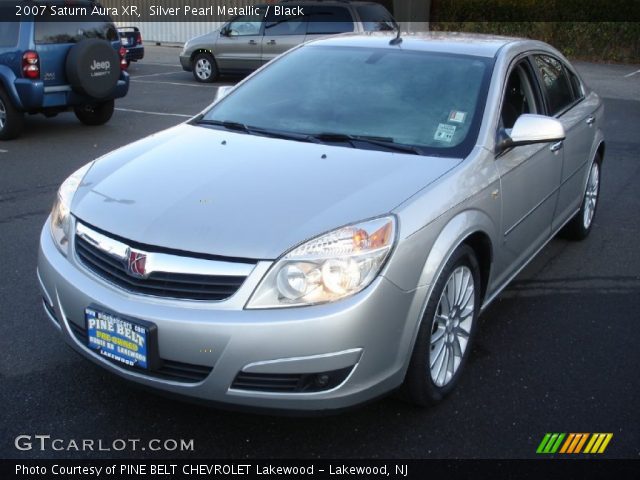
38 32 604 412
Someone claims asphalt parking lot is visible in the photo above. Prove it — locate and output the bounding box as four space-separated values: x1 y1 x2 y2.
1 46 639 459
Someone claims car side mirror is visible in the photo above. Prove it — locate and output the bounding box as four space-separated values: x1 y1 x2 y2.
214 85 234 102
220 26 230 36
496 114 566 154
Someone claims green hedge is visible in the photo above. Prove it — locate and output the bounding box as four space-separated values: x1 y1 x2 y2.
428 1 640 63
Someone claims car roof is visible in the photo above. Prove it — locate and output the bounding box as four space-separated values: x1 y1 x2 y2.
306 32 529 58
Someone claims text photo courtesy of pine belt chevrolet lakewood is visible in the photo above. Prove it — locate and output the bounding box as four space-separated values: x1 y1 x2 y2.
37 32 603 413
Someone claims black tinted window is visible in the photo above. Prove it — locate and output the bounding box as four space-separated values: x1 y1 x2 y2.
308 6 354 34
534 55 576 115
265 9 308 36
356 5 395 31
35 20 118 44
0 22 19 46
568 70 584 99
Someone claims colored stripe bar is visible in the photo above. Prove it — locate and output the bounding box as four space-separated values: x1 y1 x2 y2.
573 433 589 453
590 433 606 453
543 433 560 453
583 434 599 454
597 433 613 453
549 433 565 453
560 434 575 454
567 433 584 453
536 433 552 454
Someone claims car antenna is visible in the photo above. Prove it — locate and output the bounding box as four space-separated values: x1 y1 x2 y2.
389 20 402 45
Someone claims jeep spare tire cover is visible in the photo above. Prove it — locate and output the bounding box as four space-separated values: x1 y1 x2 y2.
66 39 119 99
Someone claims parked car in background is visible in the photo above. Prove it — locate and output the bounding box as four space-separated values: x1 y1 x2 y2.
39 33 604 412
179 0 396 82
0 1 129 140
118 27 144 66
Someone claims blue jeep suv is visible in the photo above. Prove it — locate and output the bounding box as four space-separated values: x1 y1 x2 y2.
0 3 129 140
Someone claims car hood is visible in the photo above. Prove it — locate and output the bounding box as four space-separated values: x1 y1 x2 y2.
73 124 460 260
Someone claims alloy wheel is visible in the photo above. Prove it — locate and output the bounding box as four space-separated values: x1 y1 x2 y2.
0 98 6 130
583 162 600 230
429 265 475 387
195 58 212 81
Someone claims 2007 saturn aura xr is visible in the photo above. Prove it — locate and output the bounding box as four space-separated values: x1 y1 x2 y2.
38 33 604 412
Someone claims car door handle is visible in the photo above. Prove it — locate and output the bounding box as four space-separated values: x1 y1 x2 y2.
586 115 595 126
550 141 563 152
267 40 276 45
248 40 257 45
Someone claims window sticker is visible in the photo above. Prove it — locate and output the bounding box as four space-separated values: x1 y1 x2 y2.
434 123 456 143
448 110 467 124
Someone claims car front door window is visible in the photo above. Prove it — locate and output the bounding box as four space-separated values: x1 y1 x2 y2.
228 15 263 36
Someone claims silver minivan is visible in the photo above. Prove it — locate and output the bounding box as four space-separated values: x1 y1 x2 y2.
179 1 395 82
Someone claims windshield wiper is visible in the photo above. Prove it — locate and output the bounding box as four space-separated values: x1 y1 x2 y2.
195 122 423 154
310 133 423 155
196 120 319 143
196 119 250 132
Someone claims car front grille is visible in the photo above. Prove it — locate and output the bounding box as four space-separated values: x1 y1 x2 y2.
74 223 252 301
68 321 213 383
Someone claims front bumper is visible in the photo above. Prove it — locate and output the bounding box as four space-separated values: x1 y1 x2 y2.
179 54 192 72
37 219 425 412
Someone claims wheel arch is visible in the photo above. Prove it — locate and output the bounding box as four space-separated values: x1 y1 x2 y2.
396 210 496 391
462 231 493 302
399 210 497 369
596 140 605 164
0 66 23 110
416 209 497 305
191 49 216 63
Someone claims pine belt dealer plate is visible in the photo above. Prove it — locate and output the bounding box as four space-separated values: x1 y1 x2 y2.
85 307 156 369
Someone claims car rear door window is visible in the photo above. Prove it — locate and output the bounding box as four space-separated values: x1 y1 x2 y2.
307 6 354 34
356 5 395 31
264 8 308 36
0 22 19 46
35 19 118 44
567 69 585 100
533 55 576 116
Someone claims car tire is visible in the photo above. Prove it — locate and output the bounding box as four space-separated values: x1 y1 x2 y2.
0 88 24 140
192 53 218 83
74 100 115 126
66 39 120 99
401 244 481 406
561 154 601 241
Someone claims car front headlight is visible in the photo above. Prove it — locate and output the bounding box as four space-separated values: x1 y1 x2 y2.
50 162 93 255
247 216 396 309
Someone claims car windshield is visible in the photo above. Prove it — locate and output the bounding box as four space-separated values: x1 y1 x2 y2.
201 45 493 157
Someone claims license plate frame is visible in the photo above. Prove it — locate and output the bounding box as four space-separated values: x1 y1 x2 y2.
85 306 160 370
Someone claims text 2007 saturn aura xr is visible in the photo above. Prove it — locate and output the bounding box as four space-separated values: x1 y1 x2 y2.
38 32 604 412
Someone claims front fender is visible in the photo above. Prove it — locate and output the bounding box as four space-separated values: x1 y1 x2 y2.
416 209 497 291
385 209 499 377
